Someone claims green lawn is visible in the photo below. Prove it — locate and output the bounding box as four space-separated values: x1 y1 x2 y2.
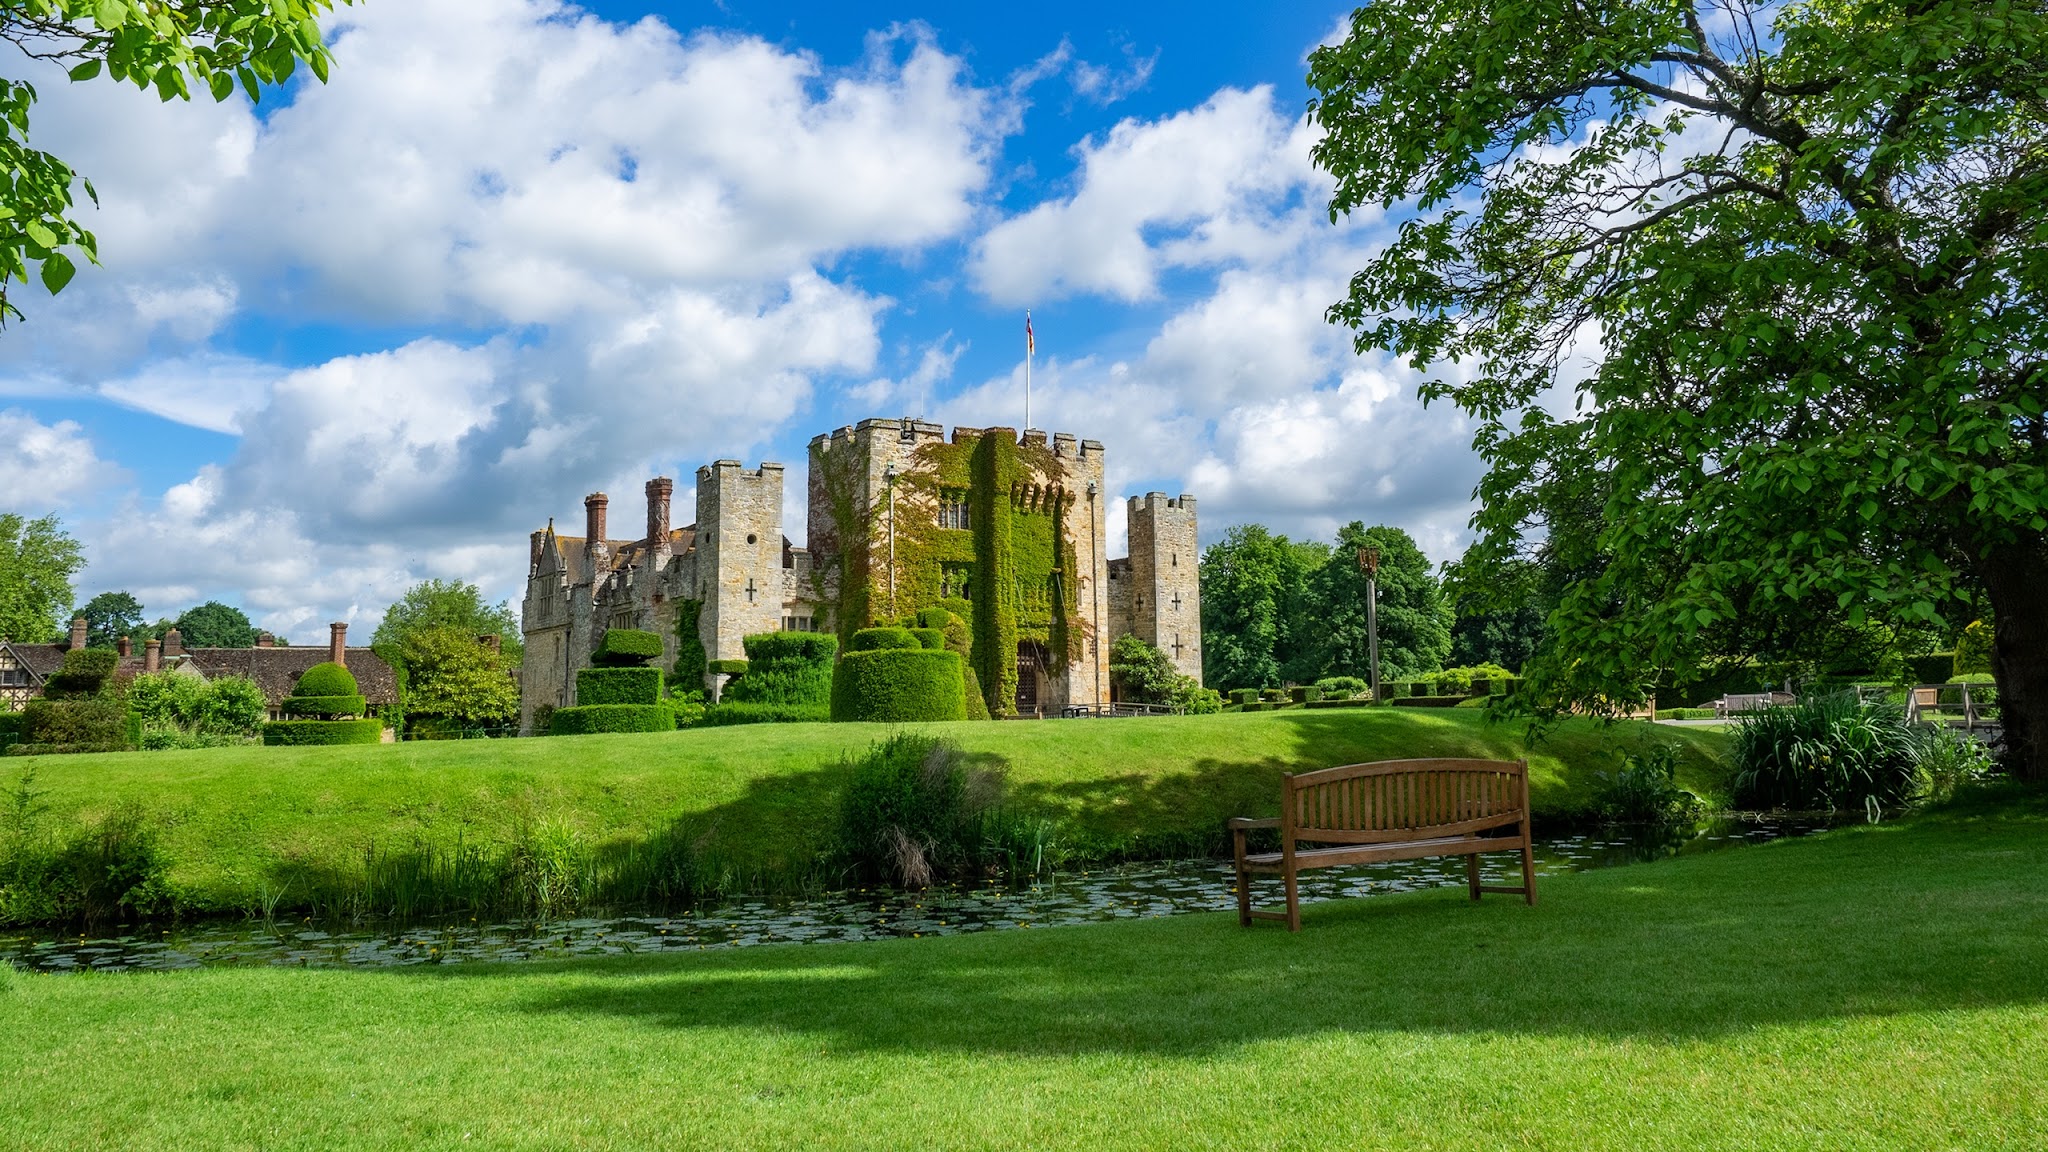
6 710 1728 915
3 789 2043 1150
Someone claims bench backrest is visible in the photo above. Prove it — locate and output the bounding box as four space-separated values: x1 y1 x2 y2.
1284 758 1528 844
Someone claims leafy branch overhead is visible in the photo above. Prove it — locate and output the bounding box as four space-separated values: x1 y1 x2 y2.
1309 0 2048 778
0 0 346 319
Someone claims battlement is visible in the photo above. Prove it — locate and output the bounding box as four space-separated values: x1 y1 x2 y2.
808 418 1099 456
696 459 783 480
1130 492 1198 515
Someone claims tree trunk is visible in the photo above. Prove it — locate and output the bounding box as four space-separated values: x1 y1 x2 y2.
1978 532 2048 782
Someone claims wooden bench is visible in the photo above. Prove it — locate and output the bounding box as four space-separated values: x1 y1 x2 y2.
1229 758 1536 931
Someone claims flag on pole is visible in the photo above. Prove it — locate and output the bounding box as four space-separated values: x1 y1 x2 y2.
1026 311 1034 357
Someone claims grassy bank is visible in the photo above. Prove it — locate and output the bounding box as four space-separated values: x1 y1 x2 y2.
2 790 2043 1150
3 710 1728 918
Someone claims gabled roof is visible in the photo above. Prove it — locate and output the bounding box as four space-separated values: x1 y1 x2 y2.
179 647 400 707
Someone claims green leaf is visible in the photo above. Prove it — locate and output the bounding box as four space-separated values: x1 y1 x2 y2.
39 251 75 294
67 60 103 83
94 0 127 31
24 221 57 249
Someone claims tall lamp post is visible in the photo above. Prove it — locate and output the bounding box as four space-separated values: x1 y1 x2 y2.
1356 544 1381 701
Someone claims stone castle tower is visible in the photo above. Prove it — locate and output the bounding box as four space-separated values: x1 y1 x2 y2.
520 418 1197 727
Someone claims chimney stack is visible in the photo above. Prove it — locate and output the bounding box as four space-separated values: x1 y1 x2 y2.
645 477 673 546
584 492 609 547
257 632 275 648
144 639 161 673
69 616 87 651
328 622 347 667
163 628 183 658
117 636 132 659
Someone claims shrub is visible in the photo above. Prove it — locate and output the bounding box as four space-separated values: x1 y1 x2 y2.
913 607 954 630
1230 688 1260 707
1289 685 1320 704
295 662 358 698
1592 743 1704 824
706 659 749 677
42 648 118 698
1953 620 1994 677
592 628 664 666
1731 697 1924 810
280 695 368 718
962 663 991 721
1315 676 1367 699
261 719 385 746
850 626 918 652
1905 652 1955 685
1426 663 1516 695
546 704 675 735
698 702 831 726
724 631 836 706
201 676 268 735
909 627 945 651
1173 681 1224 714
575 666 664 707
671 598 707 689
0 712 23 752
1109 635 1178 704
1914 727 1996 802
830 649 967 722
1659 707 1719 720
838 734 1017 886
21 695 133 748
397 625 519 727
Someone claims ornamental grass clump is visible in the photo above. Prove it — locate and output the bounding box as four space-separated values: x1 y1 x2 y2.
837 734 1054 886
1592 743 1705 825
1732 696 1924 811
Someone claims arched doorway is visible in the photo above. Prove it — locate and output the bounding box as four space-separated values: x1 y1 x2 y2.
1015 640 1050 717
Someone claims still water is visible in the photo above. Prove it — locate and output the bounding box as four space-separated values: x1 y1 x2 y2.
3 816 1837 973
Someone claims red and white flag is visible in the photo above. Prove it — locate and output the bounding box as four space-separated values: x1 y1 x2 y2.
1026 311 1034 356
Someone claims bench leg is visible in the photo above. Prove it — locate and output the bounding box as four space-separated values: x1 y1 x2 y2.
1235 864 1252 927
1520 842 1537 906
1284 864 1300 932
1465 853 1481 901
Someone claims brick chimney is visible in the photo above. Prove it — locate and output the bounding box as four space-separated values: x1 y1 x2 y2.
257 632 275 648
328 622 347 667
69 616 87 651
584 491 608 545
163 628 183 658
144 639 160 672
117 636 132 659
645 477 673 546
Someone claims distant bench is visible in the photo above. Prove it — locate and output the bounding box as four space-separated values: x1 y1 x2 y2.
1229 758 1537 931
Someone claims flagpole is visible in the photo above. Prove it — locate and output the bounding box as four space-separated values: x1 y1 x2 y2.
1025 309 1033 430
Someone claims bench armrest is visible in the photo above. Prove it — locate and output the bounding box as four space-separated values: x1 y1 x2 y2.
1227 817 1280 830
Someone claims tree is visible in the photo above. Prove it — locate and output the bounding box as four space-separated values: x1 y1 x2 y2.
398 624 518 727
173 600 255 648
76 590 143 649
373 579 522 663
1197 525 1325 690
1310 1 2048 778
1293 523 1452 684
0 2 342 322
1109 634 1178 704
0 512 82 642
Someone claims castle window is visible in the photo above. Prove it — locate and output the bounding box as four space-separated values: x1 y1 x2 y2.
938 490 971 530
941 563 973 601
783 615 814 632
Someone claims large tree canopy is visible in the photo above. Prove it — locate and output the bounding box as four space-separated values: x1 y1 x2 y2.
76 589 143 649
172 600 255 648
1310 0 2048 777
373 579 522 664
0 512 81 642
1198 524 1326 690
1 1 342 321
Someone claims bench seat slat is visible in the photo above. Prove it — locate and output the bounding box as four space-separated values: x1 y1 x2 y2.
1240 833 1527 872
1290 810 1522 844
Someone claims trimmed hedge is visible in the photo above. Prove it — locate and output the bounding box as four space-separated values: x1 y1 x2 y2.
575 666 664 706
698 702 831 726
1289 685 1322 704
1304 697 1373 710
909 627 945 651
262 719 384 746
43 648 119 697
21 696 137 748
296 662 359 697
1230 689 1259 707
1660 707 1719 720
831 648 967 722
593 628 664 666
1390 696 1465 708
706 659 750 677
1907 652 1957 685
850 627 919 652
962 663 991 721
280 694 368 718
742 631 839 664
547 704 675 735
914 607 953 630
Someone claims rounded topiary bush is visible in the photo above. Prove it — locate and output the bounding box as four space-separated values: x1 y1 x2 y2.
295 662 359 698
592 628 664 666
830 648 967 723
280 694 368 717
849 627 918 652
909 627 945 651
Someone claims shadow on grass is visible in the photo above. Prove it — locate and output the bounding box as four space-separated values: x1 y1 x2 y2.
379 802 2048 1055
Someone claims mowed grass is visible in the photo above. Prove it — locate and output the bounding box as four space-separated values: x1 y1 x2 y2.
2 789 2043 1150
12 710 1727 909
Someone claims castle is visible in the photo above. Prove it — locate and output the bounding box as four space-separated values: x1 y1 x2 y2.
520 419 1201 730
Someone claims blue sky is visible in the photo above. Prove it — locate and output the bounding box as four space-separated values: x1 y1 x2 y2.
0 0 1485 642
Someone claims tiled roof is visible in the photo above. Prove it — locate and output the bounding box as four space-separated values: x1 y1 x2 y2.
4 644 398 707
